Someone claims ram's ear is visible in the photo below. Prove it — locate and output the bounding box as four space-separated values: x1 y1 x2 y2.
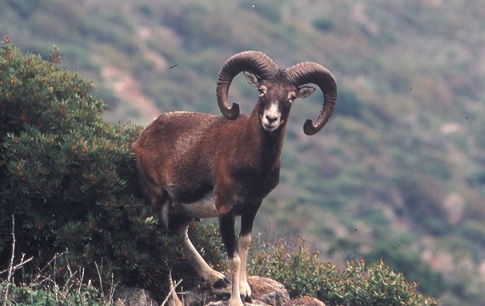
243 71 260 87
297 85 316 98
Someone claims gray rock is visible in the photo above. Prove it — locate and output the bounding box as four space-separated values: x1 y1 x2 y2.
175 275 290 306
120 275 324 306
282 296 326 306
113 287 159 306
248 276 290 305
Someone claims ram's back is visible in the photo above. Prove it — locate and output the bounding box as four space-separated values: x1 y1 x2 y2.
133 111 251 205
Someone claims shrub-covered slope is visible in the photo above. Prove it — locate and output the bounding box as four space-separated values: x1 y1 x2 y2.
1 1 484 304
0 41 439 306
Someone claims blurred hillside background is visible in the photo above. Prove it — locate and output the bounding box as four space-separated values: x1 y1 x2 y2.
2 0 484 304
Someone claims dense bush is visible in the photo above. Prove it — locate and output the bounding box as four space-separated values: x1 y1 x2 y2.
312 17 334 32
334 88 364 120
0 39 225 301
250 237 439 306
1 280 107 305
365 243 445 297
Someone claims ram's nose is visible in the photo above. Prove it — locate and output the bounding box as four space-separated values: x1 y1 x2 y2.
265 114 278 124
261 113 282 132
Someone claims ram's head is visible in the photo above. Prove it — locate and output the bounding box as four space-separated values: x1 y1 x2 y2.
216 51 337 135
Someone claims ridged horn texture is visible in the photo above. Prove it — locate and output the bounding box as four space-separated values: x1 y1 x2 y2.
285 62 338 135
217 51 280 120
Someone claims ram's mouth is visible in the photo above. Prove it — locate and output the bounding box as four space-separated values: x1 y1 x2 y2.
262 123 278 132
261 115 284 132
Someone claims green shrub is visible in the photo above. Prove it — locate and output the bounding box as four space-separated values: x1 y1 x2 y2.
0 248 111 305
250 238 439 305
239 1 282 23
1 281 107 306
458 221 485 248
335 88 364 120
312 17 334 32
0 39 225 300
394 174 448 235
365 243 445 297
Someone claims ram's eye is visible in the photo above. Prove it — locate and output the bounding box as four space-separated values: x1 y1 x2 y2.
257 88 265 97
288 96 297 103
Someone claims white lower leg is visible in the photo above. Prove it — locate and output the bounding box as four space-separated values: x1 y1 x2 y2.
228 255 243 306
180 227 226 285
238 234 252 300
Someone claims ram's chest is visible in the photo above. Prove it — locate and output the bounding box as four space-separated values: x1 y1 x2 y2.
231 164 280 197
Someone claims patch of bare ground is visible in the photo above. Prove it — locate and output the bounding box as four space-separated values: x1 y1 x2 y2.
100 64 159 123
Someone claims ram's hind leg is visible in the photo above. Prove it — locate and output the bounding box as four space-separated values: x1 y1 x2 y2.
149 190 170 230
173 216 229 288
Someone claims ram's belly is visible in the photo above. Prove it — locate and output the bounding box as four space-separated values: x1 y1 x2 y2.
172 192 218 219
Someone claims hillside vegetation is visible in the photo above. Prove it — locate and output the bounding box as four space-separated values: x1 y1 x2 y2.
0 40 437 306
1 0 484 304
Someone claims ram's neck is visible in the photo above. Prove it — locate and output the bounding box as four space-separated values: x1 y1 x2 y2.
246 108 286 174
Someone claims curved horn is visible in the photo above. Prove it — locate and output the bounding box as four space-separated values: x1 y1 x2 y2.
217 51 280 119
285 62 337 135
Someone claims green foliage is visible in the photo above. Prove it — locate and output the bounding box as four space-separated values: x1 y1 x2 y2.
365 243 445 297
1 282 106 306
335 88 364 120
312 17 334 32
458 221 485 249
4 0 39 18
0 41 225 300
250 238 439 305
394 174 448 235
240 1 282 23
0 250 111 305
2 0 484 301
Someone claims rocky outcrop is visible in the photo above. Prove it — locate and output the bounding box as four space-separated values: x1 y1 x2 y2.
282 296 325 306
174 276 323 306
113 276 325 306
247 276 290 305
113 287 159 306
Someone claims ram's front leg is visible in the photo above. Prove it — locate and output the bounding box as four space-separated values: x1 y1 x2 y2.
219 211 244 306
238 206 260 303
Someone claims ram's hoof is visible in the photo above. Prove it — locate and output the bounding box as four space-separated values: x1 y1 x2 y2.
213 277 230 289
242 295 253 303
